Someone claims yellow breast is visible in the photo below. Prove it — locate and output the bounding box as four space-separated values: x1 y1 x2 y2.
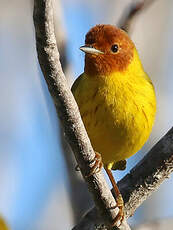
72 49 156 169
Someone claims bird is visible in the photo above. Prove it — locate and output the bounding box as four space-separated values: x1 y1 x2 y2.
72 24 156 226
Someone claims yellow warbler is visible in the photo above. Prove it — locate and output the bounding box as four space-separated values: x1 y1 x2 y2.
72 24 156 225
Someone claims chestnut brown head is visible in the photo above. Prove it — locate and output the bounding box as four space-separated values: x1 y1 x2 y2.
80 24 135 76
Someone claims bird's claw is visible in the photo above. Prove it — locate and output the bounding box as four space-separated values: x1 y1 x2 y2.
75 152 103 177
111 194 124 228
85 152 103 177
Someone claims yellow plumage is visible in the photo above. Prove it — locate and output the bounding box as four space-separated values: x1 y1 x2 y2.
72 48 156 170
72 24 156 225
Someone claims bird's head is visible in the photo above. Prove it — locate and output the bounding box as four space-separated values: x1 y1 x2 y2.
80 24 135 76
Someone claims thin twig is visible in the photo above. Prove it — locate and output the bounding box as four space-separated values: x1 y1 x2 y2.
118 0 156 33
73 127 173 229
33 0 130 229
53 0 93 223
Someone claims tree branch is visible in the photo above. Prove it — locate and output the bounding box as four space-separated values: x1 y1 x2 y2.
53 0 93 224
118 0 156 33
33 0 129 228
73 127 173 229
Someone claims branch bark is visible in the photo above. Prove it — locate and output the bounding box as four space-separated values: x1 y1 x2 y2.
73 127 173 229
53 0 93 223
33 0 129 229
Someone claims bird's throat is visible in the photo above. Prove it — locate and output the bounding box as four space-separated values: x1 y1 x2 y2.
84 48 143 78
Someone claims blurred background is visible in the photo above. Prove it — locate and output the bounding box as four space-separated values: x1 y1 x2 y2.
0 0 173 229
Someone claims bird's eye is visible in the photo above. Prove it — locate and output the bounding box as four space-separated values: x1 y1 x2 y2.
111 44 119 53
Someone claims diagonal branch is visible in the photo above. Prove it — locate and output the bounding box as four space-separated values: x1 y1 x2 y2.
118 0 156 33
53 0 93 223
73 127 173 229
33 0 129 229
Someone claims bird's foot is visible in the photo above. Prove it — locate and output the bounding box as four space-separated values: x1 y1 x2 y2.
105 167 125 228
111 194 124 228
86 152 103 177
75 152 103 177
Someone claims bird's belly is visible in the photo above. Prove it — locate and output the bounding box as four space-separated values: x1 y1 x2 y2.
80 95 155 165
